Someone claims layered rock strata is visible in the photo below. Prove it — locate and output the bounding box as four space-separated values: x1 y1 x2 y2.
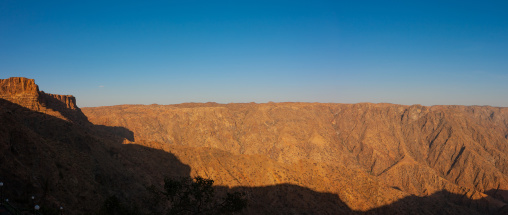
0 77 86 123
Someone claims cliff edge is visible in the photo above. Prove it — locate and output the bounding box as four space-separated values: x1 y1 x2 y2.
0 77 87 123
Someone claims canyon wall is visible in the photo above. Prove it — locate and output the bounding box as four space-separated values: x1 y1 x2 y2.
83 102 508 212
2 77 507 214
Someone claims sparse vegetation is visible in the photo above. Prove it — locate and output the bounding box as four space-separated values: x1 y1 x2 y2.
147 176 247 215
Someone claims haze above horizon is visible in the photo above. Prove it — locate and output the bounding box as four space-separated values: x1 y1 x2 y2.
1 1 507 107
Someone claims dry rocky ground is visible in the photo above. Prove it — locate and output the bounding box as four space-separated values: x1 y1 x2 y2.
1 77 507 214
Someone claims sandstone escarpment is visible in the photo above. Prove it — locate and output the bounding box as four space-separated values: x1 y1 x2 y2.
42 92 79 110
0 77 87 123
0 77 41 110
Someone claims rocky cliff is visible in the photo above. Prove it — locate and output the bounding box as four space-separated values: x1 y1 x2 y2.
0 77 87 123
0 77 41 110
0 78 190 213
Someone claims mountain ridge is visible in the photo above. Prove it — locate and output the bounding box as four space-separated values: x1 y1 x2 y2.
1 77 507 214
83 100 508 212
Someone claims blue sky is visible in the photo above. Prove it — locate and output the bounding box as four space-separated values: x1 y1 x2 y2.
1 1 507 107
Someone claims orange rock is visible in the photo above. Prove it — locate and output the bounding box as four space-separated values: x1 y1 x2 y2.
2 77 507 214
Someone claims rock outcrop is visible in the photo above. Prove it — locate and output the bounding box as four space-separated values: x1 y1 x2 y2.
0 79 189 213
0 77 87 123
42 92 79 110
0 77 41 110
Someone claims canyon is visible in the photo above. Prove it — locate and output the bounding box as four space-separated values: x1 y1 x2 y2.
1 77 507 214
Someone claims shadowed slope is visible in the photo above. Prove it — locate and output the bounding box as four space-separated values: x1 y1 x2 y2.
0 97 356 214
0 98 192 213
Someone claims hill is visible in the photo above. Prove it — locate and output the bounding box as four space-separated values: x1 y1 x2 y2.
1 77 507 214
83 102 508 213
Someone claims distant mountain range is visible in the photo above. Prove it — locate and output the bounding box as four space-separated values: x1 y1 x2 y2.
1 77 507 214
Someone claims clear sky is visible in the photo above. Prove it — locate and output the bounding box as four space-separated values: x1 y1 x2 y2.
1 1 507 107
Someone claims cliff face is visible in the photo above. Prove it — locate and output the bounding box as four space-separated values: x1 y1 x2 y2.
42 92 79 110
0 77 86 123
0 77 41 110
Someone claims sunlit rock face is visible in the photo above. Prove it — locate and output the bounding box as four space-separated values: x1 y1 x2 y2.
83 102 508 213
0 77 85 123
0 77 42 110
